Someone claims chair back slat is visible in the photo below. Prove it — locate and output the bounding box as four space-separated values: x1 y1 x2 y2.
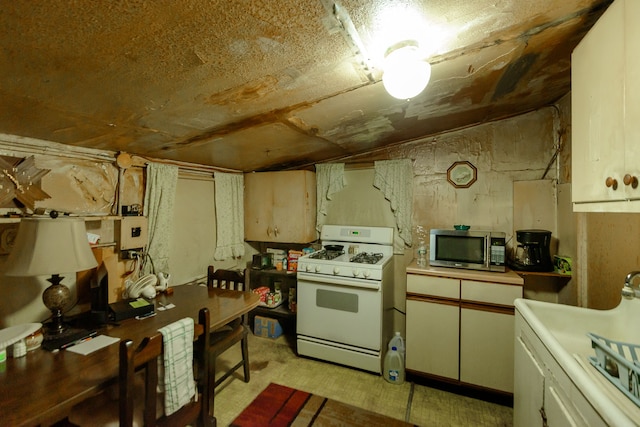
207 265 246 291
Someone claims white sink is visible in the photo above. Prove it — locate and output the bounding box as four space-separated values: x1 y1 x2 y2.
517 297 640 357
515 297 640 425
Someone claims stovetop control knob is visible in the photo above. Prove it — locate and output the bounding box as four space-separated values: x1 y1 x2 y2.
363 270 371 278
314 265 321 273
304 264 312 272
333 266 340 275
352 269 360 277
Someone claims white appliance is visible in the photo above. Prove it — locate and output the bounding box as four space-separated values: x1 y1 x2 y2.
296 225 395 374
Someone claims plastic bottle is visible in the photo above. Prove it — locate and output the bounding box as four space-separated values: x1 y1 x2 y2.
415 225 428 267
388 332 405 359
417 238 427 267
383 346 405 384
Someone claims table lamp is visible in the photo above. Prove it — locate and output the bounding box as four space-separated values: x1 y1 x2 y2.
4 217 98 334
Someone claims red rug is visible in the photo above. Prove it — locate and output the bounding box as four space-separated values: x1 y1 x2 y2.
231 383 416 426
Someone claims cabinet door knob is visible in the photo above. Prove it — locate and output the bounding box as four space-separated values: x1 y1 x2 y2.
267 226 273 236
605 177 618 190
623 174 638 189
274 226 279 236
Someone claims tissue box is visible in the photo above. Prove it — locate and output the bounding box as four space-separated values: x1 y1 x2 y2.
253 315 283 339
554 255 572 275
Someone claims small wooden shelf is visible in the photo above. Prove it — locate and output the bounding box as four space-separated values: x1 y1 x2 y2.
0 217 21 223
247 263 297 321
90 242 117 248
252 304 295 319
515 271 572 280
249 267 297 276
0 215 122 223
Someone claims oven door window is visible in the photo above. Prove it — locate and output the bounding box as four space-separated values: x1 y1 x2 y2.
316 289 358 313
297 279 382 350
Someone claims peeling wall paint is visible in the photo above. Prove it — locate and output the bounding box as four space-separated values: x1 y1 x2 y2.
336 106 558 247
35 158 119 215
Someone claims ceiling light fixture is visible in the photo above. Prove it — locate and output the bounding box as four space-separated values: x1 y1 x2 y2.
382 40 431 100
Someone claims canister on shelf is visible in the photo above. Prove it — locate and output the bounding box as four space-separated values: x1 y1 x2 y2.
288 287 297 313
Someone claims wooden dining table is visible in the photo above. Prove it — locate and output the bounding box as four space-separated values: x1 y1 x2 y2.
0 283 260 427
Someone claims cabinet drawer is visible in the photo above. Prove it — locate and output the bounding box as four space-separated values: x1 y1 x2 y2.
407 274 459 299
461 280 522 306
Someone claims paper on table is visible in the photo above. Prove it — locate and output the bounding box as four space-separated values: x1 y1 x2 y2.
67 335 120 355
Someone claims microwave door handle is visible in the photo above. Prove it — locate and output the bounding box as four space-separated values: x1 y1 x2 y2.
485 237 491 268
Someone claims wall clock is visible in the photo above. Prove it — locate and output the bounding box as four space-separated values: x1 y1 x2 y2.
447 161 477 188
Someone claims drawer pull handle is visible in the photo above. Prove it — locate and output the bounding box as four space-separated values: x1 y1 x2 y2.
605 177 618 190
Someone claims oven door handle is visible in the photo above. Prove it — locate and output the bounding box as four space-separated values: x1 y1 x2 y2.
297 272 381 290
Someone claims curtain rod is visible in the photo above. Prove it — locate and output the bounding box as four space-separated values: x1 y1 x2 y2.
131 155 242 175
344 162 374 170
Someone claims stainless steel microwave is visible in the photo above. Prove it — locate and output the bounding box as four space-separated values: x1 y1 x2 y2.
429 229 506 272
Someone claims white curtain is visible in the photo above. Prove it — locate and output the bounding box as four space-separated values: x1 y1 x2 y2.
143 162 179 275
315 163 345 232
213 172 245 260
373 159 413 247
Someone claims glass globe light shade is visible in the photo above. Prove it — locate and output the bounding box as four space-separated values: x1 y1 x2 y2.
382 44 431 100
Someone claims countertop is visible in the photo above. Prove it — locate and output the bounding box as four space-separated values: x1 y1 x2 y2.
406 260 524 285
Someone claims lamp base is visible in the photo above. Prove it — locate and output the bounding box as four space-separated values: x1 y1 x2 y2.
42 274 71 334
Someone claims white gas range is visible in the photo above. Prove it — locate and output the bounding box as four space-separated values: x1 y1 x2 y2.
296 225 395 374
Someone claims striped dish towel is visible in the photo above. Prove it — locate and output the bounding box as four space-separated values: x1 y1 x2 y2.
158 317 196 416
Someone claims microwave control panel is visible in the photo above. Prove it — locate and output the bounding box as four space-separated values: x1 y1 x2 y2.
490 237 506 265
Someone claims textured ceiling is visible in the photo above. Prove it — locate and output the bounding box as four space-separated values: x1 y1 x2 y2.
0 0 611 171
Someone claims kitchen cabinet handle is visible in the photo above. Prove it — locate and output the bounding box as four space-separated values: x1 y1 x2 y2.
274 226 279 236
623 174 638 189
267 226 273 236
605 177 618 190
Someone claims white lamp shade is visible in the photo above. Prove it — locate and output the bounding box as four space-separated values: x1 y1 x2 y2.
382 44 431 100
4 218 98 276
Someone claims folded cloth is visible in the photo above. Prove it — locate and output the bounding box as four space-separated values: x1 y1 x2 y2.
158 317 196 416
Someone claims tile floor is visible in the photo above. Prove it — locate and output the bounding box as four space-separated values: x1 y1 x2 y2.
213 332 513 426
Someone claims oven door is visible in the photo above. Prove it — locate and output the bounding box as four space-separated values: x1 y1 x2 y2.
296 272 382 351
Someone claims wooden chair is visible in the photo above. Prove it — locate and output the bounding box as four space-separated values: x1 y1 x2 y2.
206 265 250 416
69 308 213 427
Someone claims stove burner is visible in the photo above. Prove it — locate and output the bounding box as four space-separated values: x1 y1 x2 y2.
308 249 344 260
350 252 384 264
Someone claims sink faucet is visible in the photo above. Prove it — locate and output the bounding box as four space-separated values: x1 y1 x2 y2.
621 271 640 299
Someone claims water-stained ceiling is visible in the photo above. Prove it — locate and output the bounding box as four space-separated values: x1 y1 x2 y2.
0 0 611 172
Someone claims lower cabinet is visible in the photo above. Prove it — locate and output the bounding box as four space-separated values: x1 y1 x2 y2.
460 306 515 392
406 298 459 379
406 269 523 394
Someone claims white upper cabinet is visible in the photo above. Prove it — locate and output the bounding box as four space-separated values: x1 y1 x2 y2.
244 170 317 243
572 0 640 211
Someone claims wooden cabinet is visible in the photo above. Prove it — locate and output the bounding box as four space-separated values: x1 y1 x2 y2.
460 306 514 392
244 170 317 243
406 265 523 394
406 275 459 380
572 0 640 211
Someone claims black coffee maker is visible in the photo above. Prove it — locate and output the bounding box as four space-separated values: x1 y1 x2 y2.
510 229 554 272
